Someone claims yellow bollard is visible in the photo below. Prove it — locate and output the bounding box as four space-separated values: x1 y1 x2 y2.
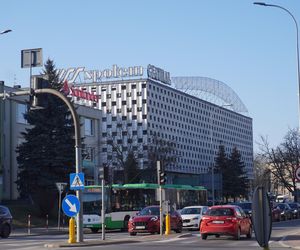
165 214 171 235
68 217 76 244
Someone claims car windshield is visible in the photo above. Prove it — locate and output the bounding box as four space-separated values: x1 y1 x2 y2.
207 208 234 216
181 208 201 215
288 203 297 209
139 207 160 216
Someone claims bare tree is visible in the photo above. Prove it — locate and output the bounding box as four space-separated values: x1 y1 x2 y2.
253 154 271 189
258 129 300 202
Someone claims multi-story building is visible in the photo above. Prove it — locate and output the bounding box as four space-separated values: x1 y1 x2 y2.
0 64 253 200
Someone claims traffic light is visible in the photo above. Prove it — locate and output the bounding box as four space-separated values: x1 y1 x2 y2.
30 76 50 108
159 170 166 185
157 161 166 185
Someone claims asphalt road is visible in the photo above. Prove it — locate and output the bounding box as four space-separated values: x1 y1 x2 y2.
1 219 300 250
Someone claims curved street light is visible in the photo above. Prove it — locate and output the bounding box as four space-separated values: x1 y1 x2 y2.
0 29 12 35
253 2 300 130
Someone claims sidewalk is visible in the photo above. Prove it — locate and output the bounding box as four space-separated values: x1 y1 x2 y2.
12 227 68 237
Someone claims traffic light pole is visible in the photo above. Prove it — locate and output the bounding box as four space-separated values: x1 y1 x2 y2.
157 161 163 236
0 87 83 242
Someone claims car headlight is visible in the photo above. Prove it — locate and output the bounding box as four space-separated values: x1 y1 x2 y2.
150 216 158 221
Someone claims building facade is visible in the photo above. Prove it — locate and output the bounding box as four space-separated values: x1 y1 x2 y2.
0 64 253 200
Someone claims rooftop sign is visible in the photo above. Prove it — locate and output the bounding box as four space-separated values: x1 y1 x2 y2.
58 64 171 85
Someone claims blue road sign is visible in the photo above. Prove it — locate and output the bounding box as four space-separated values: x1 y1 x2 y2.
70 172 85 190
62 195 80 217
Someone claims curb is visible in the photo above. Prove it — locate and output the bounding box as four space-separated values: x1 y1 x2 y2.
45 239 139 248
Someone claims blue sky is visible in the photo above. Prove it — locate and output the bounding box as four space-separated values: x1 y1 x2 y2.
1 0 299 153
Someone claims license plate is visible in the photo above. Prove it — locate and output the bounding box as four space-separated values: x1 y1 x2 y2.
212 220 224 224
135 226 145 229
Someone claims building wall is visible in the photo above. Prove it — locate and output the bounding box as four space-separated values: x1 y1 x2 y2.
72 78 253 180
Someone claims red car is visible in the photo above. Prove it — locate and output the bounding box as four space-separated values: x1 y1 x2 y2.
128 205 182 235
200 205 252 240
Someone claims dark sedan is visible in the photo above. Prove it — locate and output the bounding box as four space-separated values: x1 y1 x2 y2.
287 203 300 219
276 203 293 221
0 205 12 238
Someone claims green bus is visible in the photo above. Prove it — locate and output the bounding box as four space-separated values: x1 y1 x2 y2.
83 183 207 232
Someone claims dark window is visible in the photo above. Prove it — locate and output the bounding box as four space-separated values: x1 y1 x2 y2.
122 116 127 120
122 101 126 105
127 92 131 97
132 100 137 105
102 102 106 106
127 108 132 112
121 85 126 90
138 138 143 143
112 101 116 106
137 92 142 96
142 114 147 119
142 99 147 104
102 117 107 122
112 116 117 121
142 83 146 88
133 130 137 135
117 93 121 98
132 115 137 120
117 109 121 113
132 84 136 89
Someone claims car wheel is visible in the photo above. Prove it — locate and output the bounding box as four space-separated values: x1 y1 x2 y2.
174 222 182 233
91 228 99 233
121 216 130 232
1 224 11 238
129 232 137 236
234 228 241 240
201 233 207 240
246 226 252 239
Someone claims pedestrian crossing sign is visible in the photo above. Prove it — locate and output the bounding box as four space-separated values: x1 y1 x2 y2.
70 173 85 190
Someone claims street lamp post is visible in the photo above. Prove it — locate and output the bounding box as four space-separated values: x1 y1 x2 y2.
210 104 232 206
254 2 300 130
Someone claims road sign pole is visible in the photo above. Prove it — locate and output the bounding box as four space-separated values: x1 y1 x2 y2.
58 189 62 230
101 179 105 240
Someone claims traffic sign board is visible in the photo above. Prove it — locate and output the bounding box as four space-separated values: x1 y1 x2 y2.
62 195 80 217
295 167 300 182
252 186 272 248
70 173 85 190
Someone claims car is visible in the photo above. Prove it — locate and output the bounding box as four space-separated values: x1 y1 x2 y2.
271 202 281 222
200 205 252 240
180 206 209 230
128 205 182 235
230 202 252 218
287 203 300 219
276 203 293 220
0 205 12 238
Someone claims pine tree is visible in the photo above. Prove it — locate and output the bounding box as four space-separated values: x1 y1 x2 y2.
124 151 140 184
228 147 249 200
16 59 75 216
